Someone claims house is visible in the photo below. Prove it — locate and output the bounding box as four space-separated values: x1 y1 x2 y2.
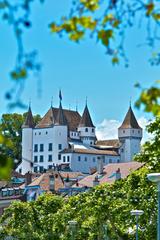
74 161 145 188
21 170 85 200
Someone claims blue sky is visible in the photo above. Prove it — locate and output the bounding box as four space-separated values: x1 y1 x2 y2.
0 0 159 140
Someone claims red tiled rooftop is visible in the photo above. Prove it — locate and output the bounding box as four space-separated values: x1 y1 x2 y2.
76 161 144 188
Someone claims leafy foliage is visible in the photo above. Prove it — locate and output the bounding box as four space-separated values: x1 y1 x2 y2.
135 82 160 116
0 0 160 115
0 0 42 108
50 0 160 66
0 113 41 179
1 118 160 239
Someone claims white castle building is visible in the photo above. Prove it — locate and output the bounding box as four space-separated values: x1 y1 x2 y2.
17 96 143 174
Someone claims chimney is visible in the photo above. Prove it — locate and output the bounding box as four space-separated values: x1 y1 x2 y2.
93 176 99 187
49 174 55 192
97 156 104 174
71 144 74 151
25 172 32 186
115 168 121 180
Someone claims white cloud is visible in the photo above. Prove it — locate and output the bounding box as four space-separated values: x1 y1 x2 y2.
96 119 121 140
96 117 152 143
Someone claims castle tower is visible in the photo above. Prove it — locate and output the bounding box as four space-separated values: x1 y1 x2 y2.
53 92 68 163
78 103 96 145
21 106 35 174
118 106 142 162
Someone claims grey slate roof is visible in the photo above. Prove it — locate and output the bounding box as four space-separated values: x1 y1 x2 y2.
119 106 141 129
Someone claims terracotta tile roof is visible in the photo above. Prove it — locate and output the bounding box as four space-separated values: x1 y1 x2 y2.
61 148 119 156
22 106 35 128
36 107 81 131
26 171 84 192
119 106 141 129
11 170 24 178
78 105 95 128
96 139 121 148
76 161 144 187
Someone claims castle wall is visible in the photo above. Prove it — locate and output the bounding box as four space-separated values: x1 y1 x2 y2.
31 126 68 172
62 153 120 173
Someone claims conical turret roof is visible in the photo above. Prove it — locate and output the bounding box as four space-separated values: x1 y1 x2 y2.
79 104 95 128
22 106 35 128
119 106 141 129
55 102 67 126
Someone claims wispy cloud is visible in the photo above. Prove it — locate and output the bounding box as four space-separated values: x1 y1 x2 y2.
96 117 152 144
96 119 121 140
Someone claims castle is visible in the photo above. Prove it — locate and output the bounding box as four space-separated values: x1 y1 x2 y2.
17 94 143 174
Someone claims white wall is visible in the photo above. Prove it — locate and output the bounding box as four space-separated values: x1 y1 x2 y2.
78 127 96 145
69 131 80 140
63 153 120 173
78 127 95 138
17 128 33 175
118 128 142 162
32 125 68 172
118 128 142 139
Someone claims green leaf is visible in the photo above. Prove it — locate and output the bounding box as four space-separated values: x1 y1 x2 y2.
69 31 84 42
98 29 113 46
112 56 119 65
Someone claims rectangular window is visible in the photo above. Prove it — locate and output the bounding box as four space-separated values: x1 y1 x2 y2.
58 144 62 150
34 144 38 152
40 155 44 162
39 166 44 173
58 154 61 160
2 190 8 197
67 156 70 162
93 157 96 162
15 189 20 195
85 157 87 162
8 189 14 196
48 155 52 162
63 156 66 162
34 156 38 163
34 166 38 172
48 143 52 151
40 144 44 152
78 156 81 161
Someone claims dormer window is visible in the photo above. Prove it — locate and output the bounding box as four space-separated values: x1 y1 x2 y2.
85 128 88 132
92 128 94 133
